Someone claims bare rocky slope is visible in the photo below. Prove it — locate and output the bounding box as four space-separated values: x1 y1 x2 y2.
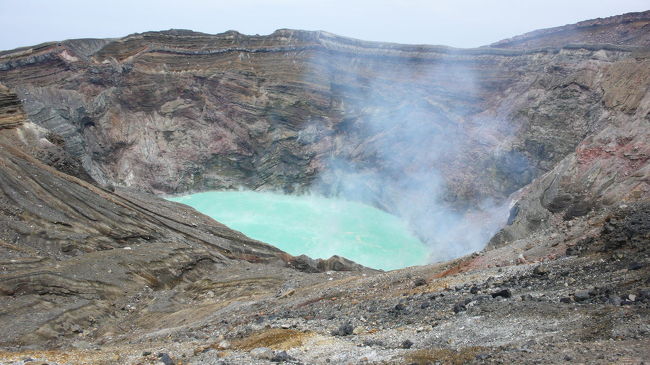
0 10 648 365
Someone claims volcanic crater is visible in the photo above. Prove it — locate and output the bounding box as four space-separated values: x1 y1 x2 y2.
0 10 649 365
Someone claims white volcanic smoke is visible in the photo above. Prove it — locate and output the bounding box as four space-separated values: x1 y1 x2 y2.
307 50 527 263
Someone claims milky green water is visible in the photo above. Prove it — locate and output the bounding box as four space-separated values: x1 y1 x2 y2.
168 191 430 271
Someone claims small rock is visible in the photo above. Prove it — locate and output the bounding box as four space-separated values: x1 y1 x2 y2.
638 289 650 301
217 340 231 349
271 350 294 362
566 246 579 256
470 286 479 294
394 303 406 311
474 295 492 302
491 289 512 299
353 326 365 335
401 339 414 349
157 353 174 365
521 294 534 302
560 297 573 304
574 290 591 302
414 278 427 287
628 294 636 302
332 322 354 336
250 347 274 360
277 288 296 298
533 265 548 276
453 302 466 313
142 351 152 356
420 301 430 309
607 295 621 306
628 262 643 270
363 339 385 347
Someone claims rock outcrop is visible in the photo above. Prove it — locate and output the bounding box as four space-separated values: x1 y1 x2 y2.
0 84 24 129
489 50 650 246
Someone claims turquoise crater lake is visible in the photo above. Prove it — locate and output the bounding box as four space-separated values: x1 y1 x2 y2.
168 191 430 271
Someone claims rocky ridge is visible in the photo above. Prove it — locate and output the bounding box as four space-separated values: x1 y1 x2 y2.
491 10 650 49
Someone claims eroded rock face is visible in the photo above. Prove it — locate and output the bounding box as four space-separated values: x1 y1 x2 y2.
0 84 24 129
489 55 650 247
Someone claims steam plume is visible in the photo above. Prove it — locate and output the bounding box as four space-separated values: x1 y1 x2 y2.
307 51 525 262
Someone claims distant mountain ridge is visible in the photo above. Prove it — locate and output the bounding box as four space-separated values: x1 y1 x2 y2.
490 10 650 48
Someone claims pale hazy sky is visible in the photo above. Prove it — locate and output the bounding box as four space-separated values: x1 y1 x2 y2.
0 0 647 51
